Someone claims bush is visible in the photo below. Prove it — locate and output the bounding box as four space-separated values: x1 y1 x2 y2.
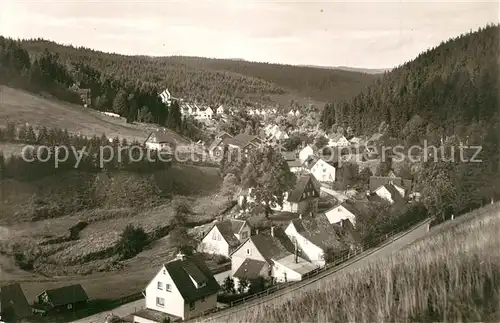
115 224 149 260
14 250 35 270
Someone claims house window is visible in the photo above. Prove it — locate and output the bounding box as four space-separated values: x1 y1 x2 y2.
157 281 163 290
166 284 172 292
246 248 251 255
212 231 217 240
156 297 165 307
189 301 195 310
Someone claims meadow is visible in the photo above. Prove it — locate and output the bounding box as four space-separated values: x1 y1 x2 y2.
217 202 500 322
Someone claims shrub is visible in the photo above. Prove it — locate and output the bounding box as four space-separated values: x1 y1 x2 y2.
115 224 149 260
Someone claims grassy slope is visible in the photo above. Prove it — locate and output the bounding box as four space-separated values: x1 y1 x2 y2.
225 203 500 322
0 86 190 144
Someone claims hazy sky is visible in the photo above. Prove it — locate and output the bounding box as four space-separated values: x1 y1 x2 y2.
1 1 498 68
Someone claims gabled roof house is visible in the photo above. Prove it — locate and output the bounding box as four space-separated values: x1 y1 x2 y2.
138 253 220 321
198 219 251 257
0 283 32 322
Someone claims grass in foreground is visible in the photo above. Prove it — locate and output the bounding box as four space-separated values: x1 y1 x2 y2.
222 203 500 322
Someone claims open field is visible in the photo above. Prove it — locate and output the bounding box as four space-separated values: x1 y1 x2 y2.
0 164 225 302
211 203 500 322
0 86 190 144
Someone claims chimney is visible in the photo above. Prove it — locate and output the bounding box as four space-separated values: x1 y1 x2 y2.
299 214 302 220
175 251 186 261
270 226 275 237
294 239 298 263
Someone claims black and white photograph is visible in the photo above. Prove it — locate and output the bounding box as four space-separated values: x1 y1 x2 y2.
0 1 499 322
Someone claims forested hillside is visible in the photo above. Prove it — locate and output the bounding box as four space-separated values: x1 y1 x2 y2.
321 24 499 138
321 24 500 222
20 39 377 105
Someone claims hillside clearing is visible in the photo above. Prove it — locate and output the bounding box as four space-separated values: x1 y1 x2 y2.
0 86 190 144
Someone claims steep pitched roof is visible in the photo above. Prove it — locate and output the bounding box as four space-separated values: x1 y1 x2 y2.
287 174 320 203
232 259 267 279
245 230 294 265
39 284 88 307
164 255 220 302
379 183 405 204
0 283 32 320
369 176 403 192
216 220 246 247
287 160 303 168
146 130 175 144
290 213 344 251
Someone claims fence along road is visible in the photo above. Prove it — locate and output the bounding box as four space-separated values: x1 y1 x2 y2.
190 218 432 323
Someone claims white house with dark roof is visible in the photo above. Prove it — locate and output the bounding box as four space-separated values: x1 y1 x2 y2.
325 202 359 227
303 157 336 183
197 219 251 257
144 130 175 153
137 253 220 322
270 174 321 214
372 183 405 204
216 105 224 114
230 227 315 290
285 213 346 267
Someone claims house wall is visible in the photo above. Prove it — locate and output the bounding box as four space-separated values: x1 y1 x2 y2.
299 147 314 163
325 205 356 226
231 239 267 275
285 223 325 267
271 260 302 283
145 268 185 319
197 226 230 257
311 160 336 182
375 187 394 204
183 293 218 320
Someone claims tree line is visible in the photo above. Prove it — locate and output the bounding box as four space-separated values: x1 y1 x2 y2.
0 123 171 181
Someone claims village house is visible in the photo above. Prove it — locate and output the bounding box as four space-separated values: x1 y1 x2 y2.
34 284 88 314
144 129 175 153
198 219 251 257
324 201 362 227
298 145 315 163
327 133 349 147
302 156 336 183
0 283 32 322
281 151 303 174
285 213 346 267
230 227 316 291
216 105 224 114
269 174 321 214
136 253 220 322
370 182 406 204
288 110 295 117
369 176 412 198
237 174 316 213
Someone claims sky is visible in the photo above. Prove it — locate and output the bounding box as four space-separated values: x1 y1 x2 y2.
1 1 498 68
